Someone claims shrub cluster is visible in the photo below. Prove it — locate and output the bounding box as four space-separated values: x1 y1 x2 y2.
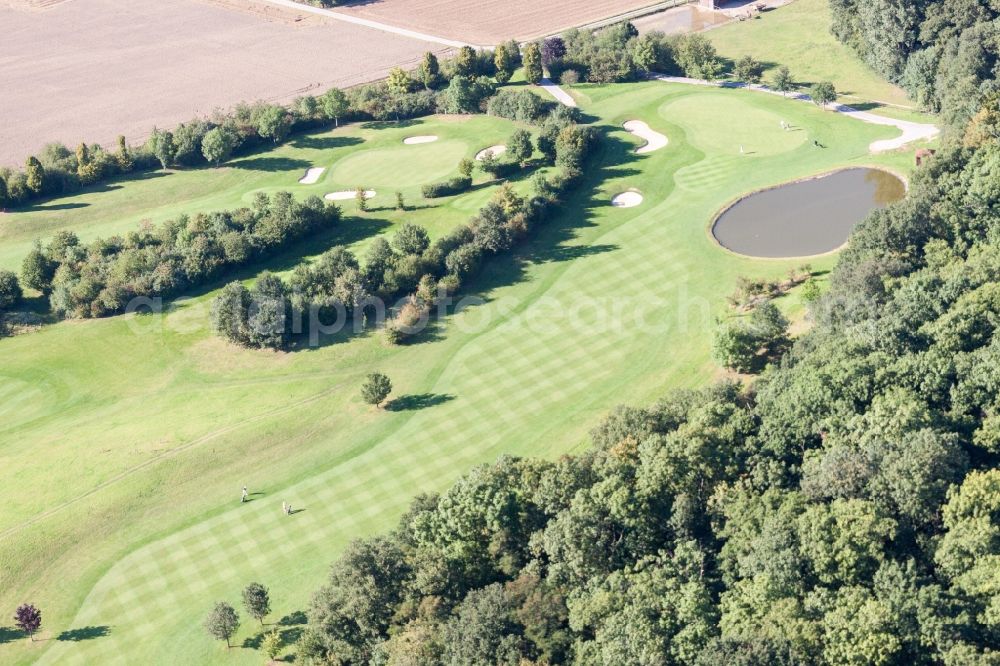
213 120 598 349
422 176 473 199
23 192 340 318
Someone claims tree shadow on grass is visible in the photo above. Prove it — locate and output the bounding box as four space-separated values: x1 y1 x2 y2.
291 135 364 151
385 393 455 411
56 625 110 642
279 611 307 626
231 157 313 173
359 118 422 130
0 626 21 644
242 632 264 649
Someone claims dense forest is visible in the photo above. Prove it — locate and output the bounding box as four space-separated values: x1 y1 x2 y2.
830 0 1000 128
288 4 1000 665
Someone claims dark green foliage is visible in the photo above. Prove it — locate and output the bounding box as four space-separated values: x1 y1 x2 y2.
507 129 533 165
296 87 1000 664
39 192 338 319
0 270 23 310
204 602 239 648
811 81 838 106
733 55 764 83
558 24 675 83
421 176 473 198
486 89 552 123
831 0 1000 126
361 372 392 407
771 65 794 95
242 582 271 626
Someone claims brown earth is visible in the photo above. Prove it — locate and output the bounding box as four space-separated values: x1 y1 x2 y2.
334 0 662 44
0 0 437 167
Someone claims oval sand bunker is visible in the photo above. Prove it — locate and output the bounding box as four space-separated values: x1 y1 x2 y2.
623 120 668 154
612 191 644 208
712 168 905 258
298 167 326 184
476 145 506 160
325 189 376 201
403 135 438 144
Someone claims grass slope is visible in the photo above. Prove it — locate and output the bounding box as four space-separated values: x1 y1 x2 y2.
0 82 912 664
706 0 927 118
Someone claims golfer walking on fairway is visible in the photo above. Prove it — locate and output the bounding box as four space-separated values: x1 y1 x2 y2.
241 486 248 503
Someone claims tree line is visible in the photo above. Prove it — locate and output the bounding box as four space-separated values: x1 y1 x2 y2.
20 193 340 318
212 114 599 350
0 42 521 210
276 109 1000 663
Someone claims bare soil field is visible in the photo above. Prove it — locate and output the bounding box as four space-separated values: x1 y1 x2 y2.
0 0 435 167
335 0 661 44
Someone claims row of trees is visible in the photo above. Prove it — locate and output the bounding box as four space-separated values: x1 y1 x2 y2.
0 40 526 210
21 192 341 318
212 118 599 350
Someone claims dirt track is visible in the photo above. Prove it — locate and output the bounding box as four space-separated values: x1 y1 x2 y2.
0 0 435 167
335 0 660 43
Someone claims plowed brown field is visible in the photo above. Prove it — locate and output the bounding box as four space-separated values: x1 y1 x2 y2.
0 0 434 167
336 0 660 44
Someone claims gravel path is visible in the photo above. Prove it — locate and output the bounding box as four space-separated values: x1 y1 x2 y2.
651 74 939 153
540 78 578 107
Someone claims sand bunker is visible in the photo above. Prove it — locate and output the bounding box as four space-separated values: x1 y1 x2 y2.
623 120 668 154
403 135 439 144
298 167 326 184
325 189 376 201
612 191 644 208
476 145 506 160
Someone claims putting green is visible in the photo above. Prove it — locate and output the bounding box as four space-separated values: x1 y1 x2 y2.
1 81 919 666
660 92 808 156
328 139 469 188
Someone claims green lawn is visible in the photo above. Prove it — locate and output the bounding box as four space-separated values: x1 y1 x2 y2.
0 81 914 665
707 0 928 117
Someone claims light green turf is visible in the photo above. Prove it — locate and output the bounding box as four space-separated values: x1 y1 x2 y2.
0 81 915 665
661 93 808 155
0 116 519 274
706 0 932 120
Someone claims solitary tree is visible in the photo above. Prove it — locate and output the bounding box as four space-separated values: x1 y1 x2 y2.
24 156 44 194
420 51 441 89
14 604 42 641
261 630 282 661
242 582 271 627
772 65 794 96
458 157 475 178
361 372 392 408
201 127 238 166
507 128 533 166
204 602 240 648
494 43 515 84
320 88 349 127
811 81 837 108
733 55 763 84
355 186 369 212
523 42 543 84
395 190 406 211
